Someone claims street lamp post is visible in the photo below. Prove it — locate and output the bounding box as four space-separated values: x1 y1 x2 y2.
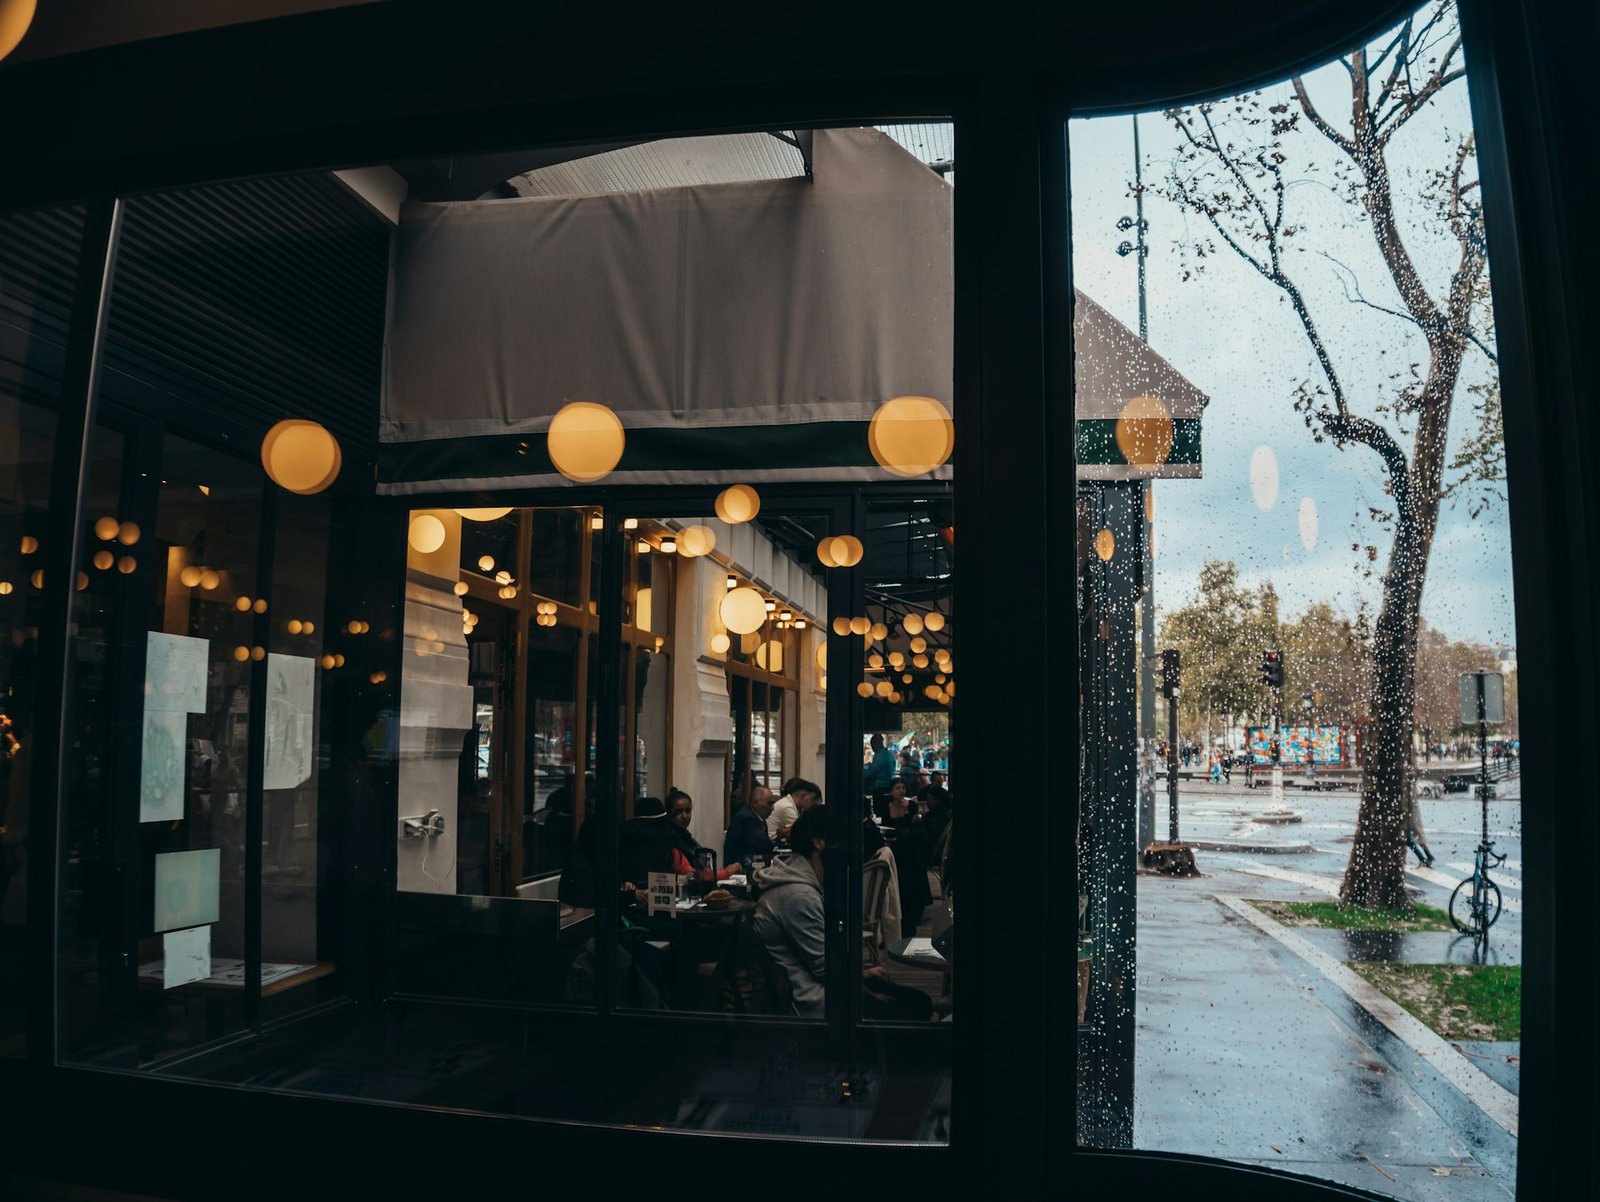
1302 689 1315 783
1118 116 1156 849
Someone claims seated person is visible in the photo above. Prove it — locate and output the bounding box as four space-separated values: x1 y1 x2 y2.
766 777 821 842
724 784 775 873
881 779 932 937
665 787 740 880
753 805 931 1021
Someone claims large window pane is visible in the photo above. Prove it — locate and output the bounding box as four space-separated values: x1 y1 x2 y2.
0 202 84 1059
1071 5 1519 1196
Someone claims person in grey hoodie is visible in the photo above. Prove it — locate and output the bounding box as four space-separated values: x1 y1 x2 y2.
752 803 830 1016
752 804 932 1021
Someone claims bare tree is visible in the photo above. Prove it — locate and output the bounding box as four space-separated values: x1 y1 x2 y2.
1161 3 1493 908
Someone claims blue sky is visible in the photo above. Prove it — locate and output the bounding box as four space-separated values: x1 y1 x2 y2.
1067 17 1517 650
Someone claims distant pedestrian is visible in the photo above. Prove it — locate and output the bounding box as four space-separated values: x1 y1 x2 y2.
1405 791 1434 866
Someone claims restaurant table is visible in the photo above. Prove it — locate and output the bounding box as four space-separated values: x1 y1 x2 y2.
656 898 755 1010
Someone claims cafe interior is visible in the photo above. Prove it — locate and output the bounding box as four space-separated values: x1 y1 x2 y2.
1 2 1593 1198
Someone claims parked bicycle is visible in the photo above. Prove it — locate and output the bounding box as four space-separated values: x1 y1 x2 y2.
1448 840 1505 935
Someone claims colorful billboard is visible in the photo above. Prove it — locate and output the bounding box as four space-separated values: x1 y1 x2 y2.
1246 724 1344 765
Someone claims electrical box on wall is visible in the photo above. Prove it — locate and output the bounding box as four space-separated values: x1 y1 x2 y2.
399 810 446 840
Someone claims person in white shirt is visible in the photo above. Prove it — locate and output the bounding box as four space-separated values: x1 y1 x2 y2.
766 776 821 841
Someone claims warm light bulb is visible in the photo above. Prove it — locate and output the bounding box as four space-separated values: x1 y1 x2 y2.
235 596 253 612
903 613 924 636
710 632 731 655
856 682 874 699
546 401 624 483
1094 528 1116 561
253 598 268 614
180 566 203 588
408 514 447 555
94 516 119 541
92 550 113 570
478 555 495 572
453 580 469 596
287 620 303 634
868 395 954 478
261 418 342 495
721 587 767 635
116 521 140 546
659 538 677 554
924 611 946 632
714 485 761 525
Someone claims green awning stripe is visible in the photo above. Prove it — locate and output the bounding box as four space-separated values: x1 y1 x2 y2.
1075 417 1202 466
379 421 885 485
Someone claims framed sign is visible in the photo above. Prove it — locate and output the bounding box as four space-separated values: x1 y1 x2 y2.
1460 671 1506 724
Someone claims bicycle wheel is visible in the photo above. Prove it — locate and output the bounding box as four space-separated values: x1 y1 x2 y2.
1449 876 1503 934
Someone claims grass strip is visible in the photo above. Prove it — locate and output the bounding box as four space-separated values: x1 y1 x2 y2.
1350 962 1521 1041
1248 898 1453 931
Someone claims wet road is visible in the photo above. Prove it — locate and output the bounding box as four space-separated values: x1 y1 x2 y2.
1126 776 1521 1200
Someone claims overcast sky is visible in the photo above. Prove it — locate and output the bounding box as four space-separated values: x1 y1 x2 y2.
1067 8 1517 650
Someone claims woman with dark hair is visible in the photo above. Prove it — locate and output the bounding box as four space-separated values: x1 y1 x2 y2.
664 788 741 880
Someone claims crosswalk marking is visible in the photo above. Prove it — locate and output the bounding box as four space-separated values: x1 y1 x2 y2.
1408 864 1521 914
1447 862 1522 893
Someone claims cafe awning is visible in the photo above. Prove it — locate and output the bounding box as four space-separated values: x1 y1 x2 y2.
378 127 953 493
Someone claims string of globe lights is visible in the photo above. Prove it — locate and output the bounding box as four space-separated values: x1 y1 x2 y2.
257 388 950 681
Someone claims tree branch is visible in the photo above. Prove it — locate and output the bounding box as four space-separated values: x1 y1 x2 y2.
1291 76 1354 154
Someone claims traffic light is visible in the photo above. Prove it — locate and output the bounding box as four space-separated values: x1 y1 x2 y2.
1260 648 1284 688
1161 648 1181 696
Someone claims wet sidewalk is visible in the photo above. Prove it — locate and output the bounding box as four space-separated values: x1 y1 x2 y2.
1132 862 1517 1201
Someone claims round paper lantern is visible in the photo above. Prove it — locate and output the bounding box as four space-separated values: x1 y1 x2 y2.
755 640 784 672
867 395 954 478
913 653 929 669
235 595 253 612
494 570 512 585
832 617 851 637
250 646 266 662
869 622 888 642
849 616 870 636
875 680 893 697
910 636 927 654
832 535 864 567
478 555 495 572
547 401 624 483
261 419 342 495
320 654 337 669
253 598 268 614
1114 395 1175 469
710 632 731 655
0 0 37 63
925 684 941 701
94 516 119 541
117 557 136 574
199 569 220 590
287 620 303 634
233 646 250 663
721 586 767 635
903 613 925 636
888 652 905 669
29 569 42 589
303 621 315 634
117 521 140 546
889 691 902 705
868 653 883 669
408 514 447 554
180 566 203 588
816 538 839 568
856 682 873 698
740 632 763 654
455 507 512 522
453 581 469 596
678 525 716 558
714 484 761 525
902 673 913 685
75 571 88 591
19 535 37 555
92 550 113 570
0 582 12 595
924 611 946 632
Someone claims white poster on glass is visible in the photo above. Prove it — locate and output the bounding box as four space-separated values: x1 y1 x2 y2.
162 925 212 989
140 631 210 822
264 653 316 790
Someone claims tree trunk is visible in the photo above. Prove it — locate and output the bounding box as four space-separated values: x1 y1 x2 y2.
1340 365 1456 908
